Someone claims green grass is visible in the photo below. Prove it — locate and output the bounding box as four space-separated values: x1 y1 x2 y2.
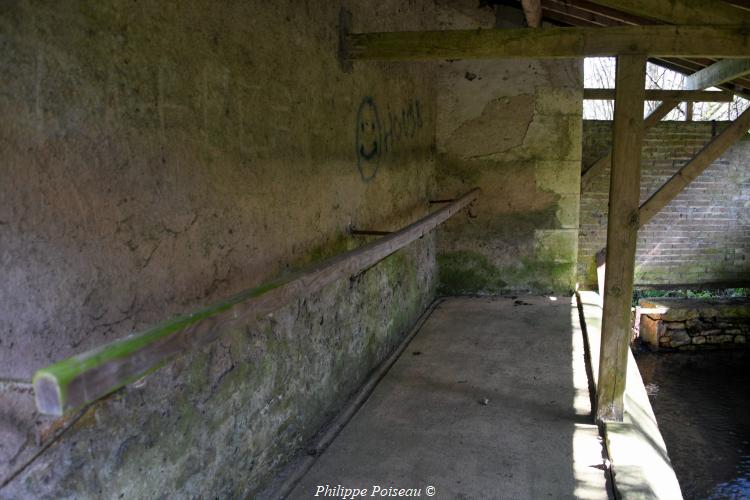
632 287 748 306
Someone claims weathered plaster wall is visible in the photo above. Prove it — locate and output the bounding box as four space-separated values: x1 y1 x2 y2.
0 1 438 497
578 120 750 288
434 2 583 295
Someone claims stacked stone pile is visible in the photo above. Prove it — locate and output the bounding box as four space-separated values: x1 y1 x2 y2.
637 297 750 351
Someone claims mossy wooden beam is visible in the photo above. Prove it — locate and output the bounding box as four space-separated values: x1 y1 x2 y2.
583 88 734 102
33 188 481 416
585 0 750 25
346 25 750 61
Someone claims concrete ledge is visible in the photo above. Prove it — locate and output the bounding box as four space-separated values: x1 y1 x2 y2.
577 291 683 500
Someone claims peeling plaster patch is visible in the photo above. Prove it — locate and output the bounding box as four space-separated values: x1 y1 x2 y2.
523 114 581 162
442 95 534 159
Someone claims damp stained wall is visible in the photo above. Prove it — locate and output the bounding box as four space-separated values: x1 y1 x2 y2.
434 2 583 296
0 1 439 497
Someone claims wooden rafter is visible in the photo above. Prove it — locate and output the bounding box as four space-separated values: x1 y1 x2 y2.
551 0 658 24
653 57 750 100
685 58 750 90
584 0 750 25
542 0 649 26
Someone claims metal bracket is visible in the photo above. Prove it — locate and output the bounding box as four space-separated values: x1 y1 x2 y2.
349 228 392 236
338 8 353 73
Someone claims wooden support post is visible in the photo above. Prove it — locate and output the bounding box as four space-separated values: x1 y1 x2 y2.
33 189 481 416
596 54 646 422
686 101 694 122
581 99 678 191
639 106 750 226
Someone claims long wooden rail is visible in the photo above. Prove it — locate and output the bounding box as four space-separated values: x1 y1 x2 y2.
33 188 481 416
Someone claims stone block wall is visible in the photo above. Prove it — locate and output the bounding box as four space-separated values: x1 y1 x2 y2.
434 1 583 295
0 1 439 497
579 121 750 288
638 298 750 351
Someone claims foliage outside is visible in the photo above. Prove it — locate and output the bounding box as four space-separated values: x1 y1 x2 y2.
632 288 749 306
584 58 750 121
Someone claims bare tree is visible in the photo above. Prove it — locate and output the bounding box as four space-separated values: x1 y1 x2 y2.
583 58 749 121
583 57 615 120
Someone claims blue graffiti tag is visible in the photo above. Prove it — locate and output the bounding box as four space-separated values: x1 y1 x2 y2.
355 96 423 182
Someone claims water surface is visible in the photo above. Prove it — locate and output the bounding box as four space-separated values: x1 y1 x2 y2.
636 350 750 500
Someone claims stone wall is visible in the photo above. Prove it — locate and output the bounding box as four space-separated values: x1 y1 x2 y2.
0 1 439 497
579 120 750 288
434 2 583 295
638 298 750 351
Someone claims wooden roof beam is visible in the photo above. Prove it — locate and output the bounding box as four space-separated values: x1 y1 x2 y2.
685 59 750 90
541 0 621 27
541 9 604 28
347 25 750 61
584 88 734 101
584 0 750 25
553 0 658 25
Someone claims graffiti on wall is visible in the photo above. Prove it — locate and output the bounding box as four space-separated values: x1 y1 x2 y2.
355 96 423 182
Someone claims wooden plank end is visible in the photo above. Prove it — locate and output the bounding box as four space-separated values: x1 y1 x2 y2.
33 371 64 417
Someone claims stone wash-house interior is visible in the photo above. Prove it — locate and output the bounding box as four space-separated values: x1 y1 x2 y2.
1 1 749 498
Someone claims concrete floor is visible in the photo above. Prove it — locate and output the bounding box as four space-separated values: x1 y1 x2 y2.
291 296 611 499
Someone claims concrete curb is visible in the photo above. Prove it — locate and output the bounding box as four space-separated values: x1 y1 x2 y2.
576 291 683 500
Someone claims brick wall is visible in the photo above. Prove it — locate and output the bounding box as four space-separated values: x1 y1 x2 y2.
578 120 750 288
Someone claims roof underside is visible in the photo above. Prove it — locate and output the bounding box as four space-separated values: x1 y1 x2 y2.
515 0 750 98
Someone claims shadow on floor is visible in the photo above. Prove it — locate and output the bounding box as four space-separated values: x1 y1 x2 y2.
289 296 611 499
